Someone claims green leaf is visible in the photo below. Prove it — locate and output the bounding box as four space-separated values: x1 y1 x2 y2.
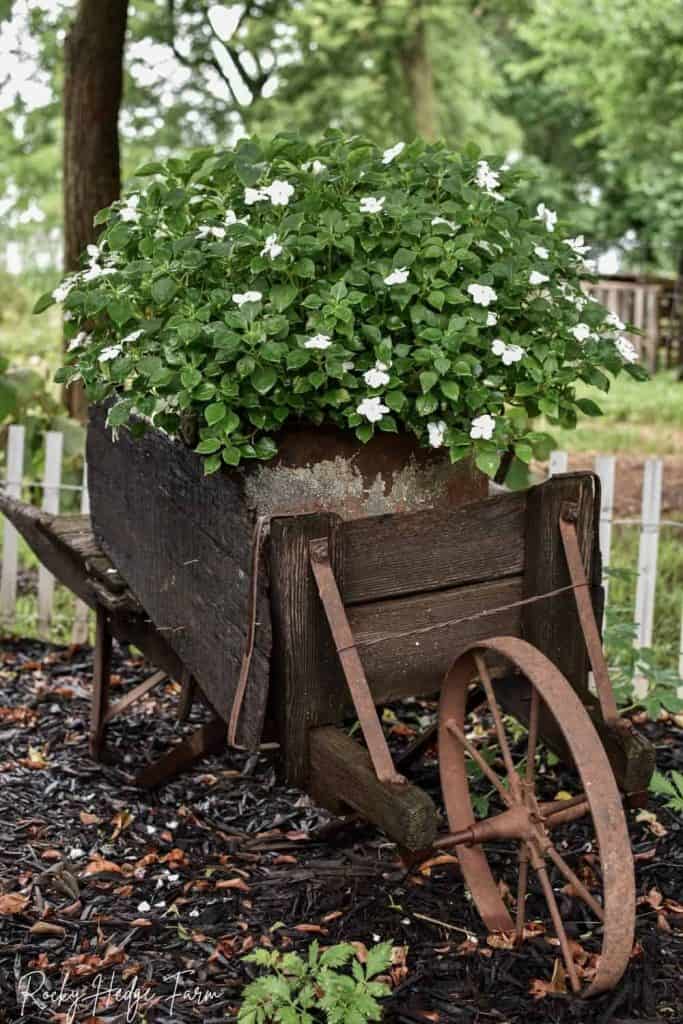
385 390 407 412
205 402 226 426
271 282 298 312
364 941 393 979
475 450 502 478
196 437 221 454
134 161 165 176
203 454 222 475
576 397 603 417
222 444 241 466
33 291 55 314
251 366 277 394
151 276 177 305
181 367 202 390
106 399 134 428
441 380 460 401
419 370 438 393
514 441 533 464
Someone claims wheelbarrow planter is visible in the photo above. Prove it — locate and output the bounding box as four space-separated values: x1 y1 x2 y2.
1 409 655 997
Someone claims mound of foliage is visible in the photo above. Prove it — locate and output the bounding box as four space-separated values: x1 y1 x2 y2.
39 132 645 475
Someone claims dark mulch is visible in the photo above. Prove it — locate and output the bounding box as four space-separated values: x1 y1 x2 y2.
0 638 682 1024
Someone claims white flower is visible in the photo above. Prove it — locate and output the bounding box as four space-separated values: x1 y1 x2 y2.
427 420 447 448
475 160 503 200
342 360 355 372
470 413 496 441
64 311 75 321
363 361 391 388
52 279 74 303
615 335 638 363
535 203 557 232
244 186 269 205
571 323 592 342
384 266 409 286
491 338 525 365
225 209 250 226
197 224 226 240
267 179 295 206
357 396 389 423
606 311 626 331
486 311 498 326
69 847 85 859
534 245 549 260
261 233 283 260
382 141 405 164
431 216 458 231
304 333 332 349
122 329 145 343
120 194 141 222
302 159 326 174
233 291 263 306
67 330 90 352
563 235 590 256
82 262 116 282
468 283 497 307
360 195 385 214
529 270 550 286
137 901 151 913
98 345 122 362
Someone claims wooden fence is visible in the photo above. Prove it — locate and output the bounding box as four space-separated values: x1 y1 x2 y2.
1 428 682 681
584 275 682 373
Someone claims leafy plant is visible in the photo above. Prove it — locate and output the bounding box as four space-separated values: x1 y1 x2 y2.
40 132 645 475
238 939 393 1024
649 770 683 813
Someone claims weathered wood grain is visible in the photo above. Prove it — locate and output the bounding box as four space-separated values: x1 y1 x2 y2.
309 726 438 850
341 490 527 604
88 407 272 750
348 575 523 704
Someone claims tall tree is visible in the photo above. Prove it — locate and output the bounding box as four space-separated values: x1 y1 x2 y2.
62 0 129 419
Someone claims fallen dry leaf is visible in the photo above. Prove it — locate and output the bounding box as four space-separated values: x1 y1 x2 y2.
486 930 516 950
0 892 29 915
636 808 668 837
216 877 250 892
110 809 135 841
80 811 102 826
30 921 66 938
81 858 123 877
294 923 327 934
130 918 152 927
529 958 567 999
418 853 459 877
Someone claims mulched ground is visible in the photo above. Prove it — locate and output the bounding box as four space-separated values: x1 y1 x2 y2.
0 638 682 1024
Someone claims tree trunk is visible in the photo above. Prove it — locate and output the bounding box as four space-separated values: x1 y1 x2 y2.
63 0 128 421
400 1 438 142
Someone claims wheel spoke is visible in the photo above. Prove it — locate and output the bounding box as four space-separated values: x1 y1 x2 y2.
526 686 540 786
534 859 581 994
515 842 529 939
546 845 604 921
445 718 511 806
544 799 591 829
473 654 518 790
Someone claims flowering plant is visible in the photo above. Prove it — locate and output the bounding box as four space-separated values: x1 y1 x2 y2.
39 132 645 476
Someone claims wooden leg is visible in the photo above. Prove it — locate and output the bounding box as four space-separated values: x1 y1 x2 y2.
135 717 226 789
90 606 112 760
177 668 196 723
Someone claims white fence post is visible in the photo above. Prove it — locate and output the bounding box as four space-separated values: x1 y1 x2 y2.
633 458 663 699
37 431 64 636
548 450 568 476
1 425 25 621
594 455 615 608
71 461 91 645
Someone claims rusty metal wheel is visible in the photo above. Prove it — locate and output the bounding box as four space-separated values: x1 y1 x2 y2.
438 636 635 997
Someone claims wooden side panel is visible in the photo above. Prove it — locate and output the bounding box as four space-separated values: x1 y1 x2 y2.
522 473 601 702
341 490 527 604
87 407 271 750
348 575 523 703
269 513 347 787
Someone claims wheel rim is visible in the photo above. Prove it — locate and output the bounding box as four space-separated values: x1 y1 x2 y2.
438 636 635 997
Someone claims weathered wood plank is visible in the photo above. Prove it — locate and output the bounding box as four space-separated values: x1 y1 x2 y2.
309 726 438 851
348 575 523 704
269 513 347 787
135 717 226 789
341 490 527 605
87 407 272 750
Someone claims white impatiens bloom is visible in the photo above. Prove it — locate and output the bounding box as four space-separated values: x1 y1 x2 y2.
535 203 557 232
382 141 405 164
225 209 250 227
120 194 141 222
475 160 503 200
615 336 638 363
357 396 389 423
384 266 409 286
304 333 332 349
267 180 295 206
360 195 385 214
606 311 626 331
491 339 525 365
486 311 498 327
68 330 90 352
529 270 550 286
534 245 549 260
98 345 122 362
197 224 226 240
427 420 447 448
52 279 75 303
233 291 263 306
363 361 391 388
82 261 116 282
342 360 355 372
563 235 590 256
467 283 497 307
244 187 269 205
302 159 326 174
571 323 592 342
470 413 496 441
261 234 283 259
122 329 145 343
137 901 152 913
431 216 458 231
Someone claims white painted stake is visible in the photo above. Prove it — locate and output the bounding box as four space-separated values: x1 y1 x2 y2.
1 425 25 622
678 600 683 700
633 458 663 699
71 462 91 645
594 455 615 608
37 431 64 636
548 450 568 477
